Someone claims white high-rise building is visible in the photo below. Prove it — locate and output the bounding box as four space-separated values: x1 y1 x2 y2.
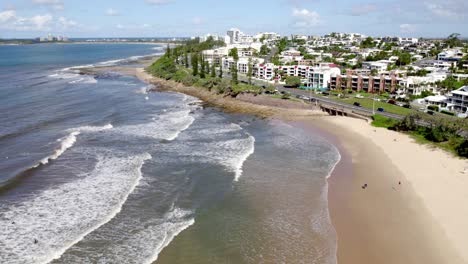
227 28 241 44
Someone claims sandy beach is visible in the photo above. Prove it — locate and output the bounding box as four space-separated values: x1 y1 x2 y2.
91 63 468 263
296 117 467 264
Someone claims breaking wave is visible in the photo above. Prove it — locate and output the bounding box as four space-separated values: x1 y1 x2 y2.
0 152 152 264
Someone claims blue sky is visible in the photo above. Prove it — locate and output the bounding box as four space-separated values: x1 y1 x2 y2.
0 0 467 38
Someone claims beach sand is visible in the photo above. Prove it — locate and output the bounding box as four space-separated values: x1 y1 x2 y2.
100 63 468 263
304 116 467 264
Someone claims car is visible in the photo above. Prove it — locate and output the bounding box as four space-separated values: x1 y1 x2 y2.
353 102 361 107
377 107 385 112
427 110 435 115
355 94 364 99
387 99 396 105
402 104 412 109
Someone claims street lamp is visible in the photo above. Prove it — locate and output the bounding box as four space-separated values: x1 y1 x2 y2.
372 94 376 115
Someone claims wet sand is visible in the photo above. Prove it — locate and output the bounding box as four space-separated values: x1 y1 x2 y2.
299 117 466 264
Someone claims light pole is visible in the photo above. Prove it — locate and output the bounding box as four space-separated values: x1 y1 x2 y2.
372 94 376 115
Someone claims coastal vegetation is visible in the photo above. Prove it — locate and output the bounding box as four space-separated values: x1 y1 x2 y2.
372 114 468 158
147 38 276 97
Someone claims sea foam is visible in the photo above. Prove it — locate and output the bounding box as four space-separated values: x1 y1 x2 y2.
0 152 152 264
32 124 113 169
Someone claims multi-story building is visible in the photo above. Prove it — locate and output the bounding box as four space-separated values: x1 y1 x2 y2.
227 28 241 44
329 70 401 93
279 65 340 89
254 63 276 80
448 86 468 113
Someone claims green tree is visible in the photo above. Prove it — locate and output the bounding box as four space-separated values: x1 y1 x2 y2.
260 44 270 56
396 52 412 66
278 37 288 53
165 44 171 57
231 63 238 85
191 53 198 76
446 33 461 48
204 61 210 76
247 58 253 84
228 48 239 60
285 76 301 87
218 61 223 78
360 37 376 48
199 54 206 78
184 50 189 68
210 62 216 78
272 54 281 66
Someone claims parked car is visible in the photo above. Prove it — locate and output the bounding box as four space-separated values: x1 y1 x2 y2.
427 110 435 115
353 102 361 107
377 107 385 112
402 104 411 109
387 99 396 105
355 94 364 99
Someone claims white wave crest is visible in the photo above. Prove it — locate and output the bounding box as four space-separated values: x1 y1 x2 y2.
37 131 80 166
0 153 152 264
68 76 97 84
33 124 113 169
230 134 255 181
163 122 256 181
70 124 113 133
116 110 195 141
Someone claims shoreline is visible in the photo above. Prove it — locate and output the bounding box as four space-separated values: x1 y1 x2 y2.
296 118 466 264
93 61 467 263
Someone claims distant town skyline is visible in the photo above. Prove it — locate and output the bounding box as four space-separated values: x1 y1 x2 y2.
0 0 467 38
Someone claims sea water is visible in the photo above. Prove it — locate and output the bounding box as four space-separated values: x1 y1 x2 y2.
0 44 340 263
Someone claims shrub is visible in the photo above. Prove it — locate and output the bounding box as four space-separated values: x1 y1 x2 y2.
285 76 301 88
172 69 189 82
427 105 439 112
441 110 455 116
182 75 198 86
371 115 398 128
455 140 468 158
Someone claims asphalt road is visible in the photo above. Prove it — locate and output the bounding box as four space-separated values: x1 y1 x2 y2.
275 86 406 120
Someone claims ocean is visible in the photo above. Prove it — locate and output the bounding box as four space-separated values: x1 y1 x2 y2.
0 43 340 263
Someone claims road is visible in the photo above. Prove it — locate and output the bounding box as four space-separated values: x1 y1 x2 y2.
275 86 406 120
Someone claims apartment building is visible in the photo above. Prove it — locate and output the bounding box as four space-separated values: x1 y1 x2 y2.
254 63 276 80
448 86 468 113
279 65 340 89
329 71 401 93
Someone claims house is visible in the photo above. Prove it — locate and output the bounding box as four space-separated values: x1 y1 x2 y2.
448 86 468 113
424 95 448 108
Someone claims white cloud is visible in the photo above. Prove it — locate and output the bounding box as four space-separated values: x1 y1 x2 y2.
145 0 172 5
0 11 79 32
0 10 16 23
105 8 120 16
400 23 417 33
423 0 467 20
292 8 320 27
116 24 152 30
9 14 53 31
192 17 203 25
32 0 64 11
425 2 455 18
350 4 377 16
57 16 77 29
